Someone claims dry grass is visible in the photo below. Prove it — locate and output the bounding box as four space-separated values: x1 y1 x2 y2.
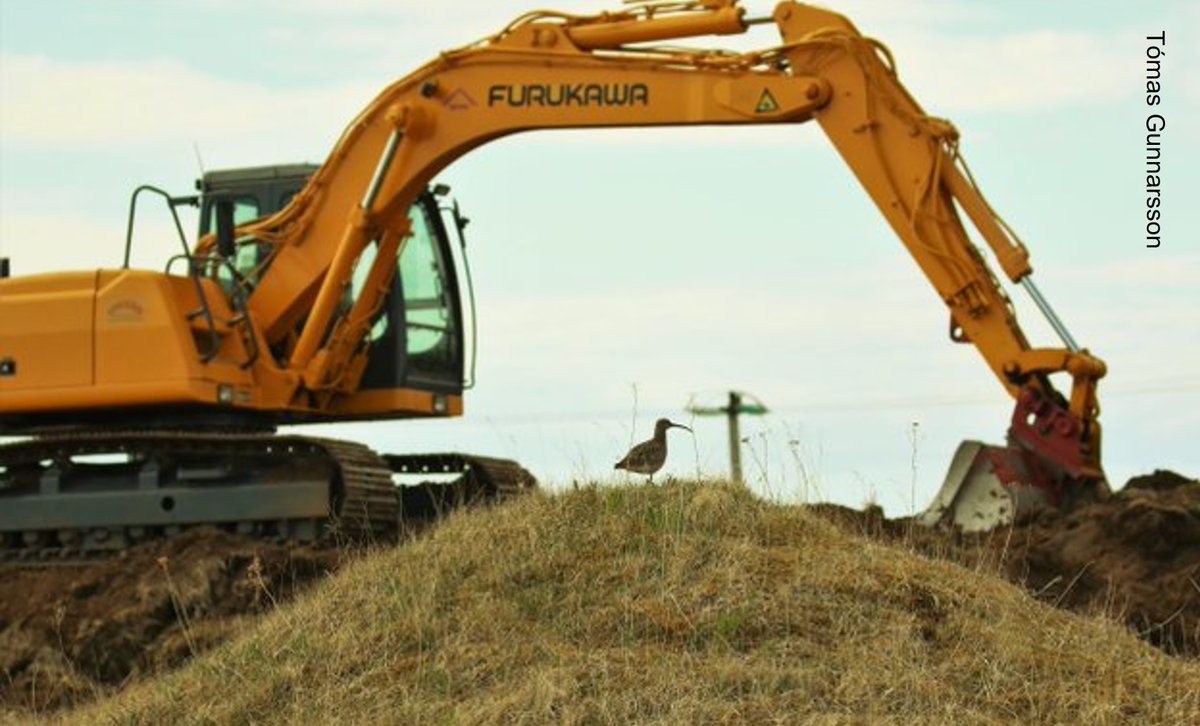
53 481 1200 725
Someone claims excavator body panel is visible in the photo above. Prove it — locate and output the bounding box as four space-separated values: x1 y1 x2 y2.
0 272 97 392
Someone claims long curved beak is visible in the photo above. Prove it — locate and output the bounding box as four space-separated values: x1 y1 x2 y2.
668 422 693 433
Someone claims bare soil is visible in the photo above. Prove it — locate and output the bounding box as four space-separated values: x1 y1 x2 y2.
0 529 343 712
807 469 1200 658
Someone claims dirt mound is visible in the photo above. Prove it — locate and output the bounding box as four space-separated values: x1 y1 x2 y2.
0 529 343 712
64 482 1200 725
809 469 1200 658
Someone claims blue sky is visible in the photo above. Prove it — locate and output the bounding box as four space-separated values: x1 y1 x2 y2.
1 1 1197 512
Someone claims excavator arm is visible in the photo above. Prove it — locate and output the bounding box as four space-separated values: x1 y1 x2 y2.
212 1 1103 502
769 3 1107 485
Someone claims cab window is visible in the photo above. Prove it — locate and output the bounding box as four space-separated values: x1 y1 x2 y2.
206 196 262 293
400 204 456 371
346 241 388 342
342 200 457 372
205 195 260 232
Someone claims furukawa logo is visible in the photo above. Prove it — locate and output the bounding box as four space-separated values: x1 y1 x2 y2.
106 299 145 323
443 88 477 111
488 83 649 108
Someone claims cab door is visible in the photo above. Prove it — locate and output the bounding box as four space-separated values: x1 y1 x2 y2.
359 193 464 394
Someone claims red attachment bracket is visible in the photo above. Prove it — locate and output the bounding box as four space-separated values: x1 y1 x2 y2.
983 445 1060 507
1008 386 1085 477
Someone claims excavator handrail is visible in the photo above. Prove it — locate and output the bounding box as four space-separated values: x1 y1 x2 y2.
122 185 194 269
124 185 222 363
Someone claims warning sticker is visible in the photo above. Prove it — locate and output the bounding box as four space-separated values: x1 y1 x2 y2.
755 89 780 114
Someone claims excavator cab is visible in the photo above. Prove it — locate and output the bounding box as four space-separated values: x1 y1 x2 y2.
196 165 317 299
0 164 473 432
196 164 317 238
196 164 471 401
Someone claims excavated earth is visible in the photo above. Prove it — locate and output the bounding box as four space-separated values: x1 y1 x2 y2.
809 469 1200 659
0 470 1196 713
0 530 345 712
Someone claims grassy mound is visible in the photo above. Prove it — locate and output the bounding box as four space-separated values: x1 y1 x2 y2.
66 482 1200 724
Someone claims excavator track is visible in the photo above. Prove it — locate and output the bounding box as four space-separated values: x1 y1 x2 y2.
0 432 407 562
384 453 537 522
0 432 536 562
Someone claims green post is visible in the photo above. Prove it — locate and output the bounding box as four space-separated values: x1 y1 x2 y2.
686 390 768 485
728 391 743 484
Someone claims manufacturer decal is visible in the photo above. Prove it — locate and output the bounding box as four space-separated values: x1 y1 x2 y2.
106 299 145 323
443 88 477 111
488 83 649 108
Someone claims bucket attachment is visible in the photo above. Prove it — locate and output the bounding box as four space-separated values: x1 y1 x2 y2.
921 386 1108 532
919 440 1056 532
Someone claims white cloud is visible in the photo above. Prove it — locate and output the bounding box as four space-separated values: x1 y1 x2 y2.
0 0 1131 158
1057 254 1200 287
0 210 187 273
877 29 1127 114
0 54 375 148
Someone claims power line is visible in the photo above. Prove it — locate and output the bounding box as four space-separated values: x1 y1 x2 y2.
456 379 1200 424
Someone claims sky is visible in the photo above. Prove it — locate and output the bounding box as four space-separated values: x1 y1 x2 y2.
1 0 1197 514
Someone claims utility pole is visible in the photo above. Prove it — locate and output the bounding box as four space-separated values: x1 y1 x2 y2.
726 392 743 483
687 390 768 484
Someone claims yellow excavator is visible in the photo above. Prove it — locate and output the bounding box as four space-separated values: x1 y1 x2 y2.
0 1 1106 555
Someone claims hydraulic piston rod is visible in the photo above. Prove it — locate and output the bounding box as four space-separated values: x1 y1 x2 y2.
564 5 745 49
363 128 403 213
1021 277 1081 353
291 126 404 370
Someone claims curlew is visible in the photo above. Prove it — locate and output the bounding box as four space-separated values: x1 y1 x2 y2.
614 418 692 483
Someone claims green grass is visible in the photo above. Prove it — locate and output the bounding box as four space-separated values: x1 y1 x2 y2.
52 480 1200 724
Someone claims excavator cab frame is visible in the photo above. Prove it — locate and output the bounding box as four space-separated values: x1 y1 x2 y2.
196 164 320 239
193 165 471 404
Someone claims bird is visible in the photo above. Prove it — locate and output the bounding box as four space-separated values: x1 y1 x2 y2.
614 418 692 483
